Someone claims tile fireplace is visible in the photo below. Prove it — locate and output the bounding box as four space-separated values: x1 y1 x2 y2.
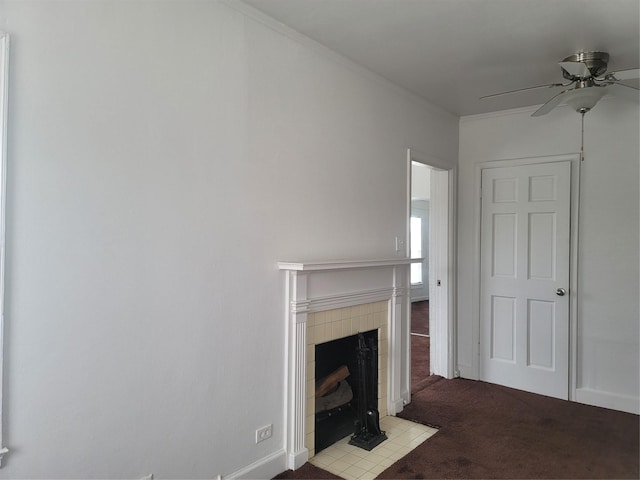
278 259 411 470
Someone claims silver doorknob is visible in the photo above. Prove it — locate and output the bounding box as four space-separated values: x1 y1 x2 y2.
556 288 567 296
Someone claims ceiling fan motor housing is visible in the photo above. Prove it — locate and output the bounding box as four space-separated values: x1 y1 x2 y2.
561 51 610 79
481 50 637 117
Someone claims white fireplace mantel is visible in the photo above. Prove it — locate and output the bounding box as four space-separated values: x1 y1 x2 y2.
277 258 412 272
278 258 411 470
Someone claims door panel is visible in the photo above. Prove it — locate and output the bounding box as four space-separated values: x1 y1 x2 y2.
493 214 517 277
480 161 570 399
491 296 516 362
429 169 449 376
528 213 556 280
528 299 555 369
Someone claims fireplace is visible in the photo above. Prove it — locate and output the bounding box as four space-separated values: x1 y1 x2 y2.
279 259 411 470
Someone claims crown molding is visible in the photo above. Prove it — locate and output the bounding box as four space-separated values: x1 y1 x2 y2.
220 0 458 122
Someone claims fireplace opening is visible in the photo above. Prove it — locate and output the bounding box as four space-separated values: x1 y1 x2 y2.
314 329 386 453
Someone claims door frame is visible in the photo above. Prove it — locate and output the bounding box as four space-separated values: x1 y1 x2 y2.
0 32 8 465
470 153 581 401
406 148 457 383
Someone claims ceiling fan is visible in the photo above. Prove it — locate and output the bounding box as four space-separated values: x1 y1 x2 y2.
481 52 640 116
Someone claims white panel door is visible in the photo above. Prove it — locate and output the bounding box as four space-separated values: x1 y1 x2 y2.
429 169 449 377
480 161 570 399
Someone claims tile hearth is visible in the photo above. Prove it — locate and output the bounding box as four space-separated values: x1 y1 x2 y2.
310 416 437 480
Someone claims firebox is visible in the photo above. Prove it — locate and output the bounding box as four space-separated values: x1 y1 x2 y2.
314 329 386 453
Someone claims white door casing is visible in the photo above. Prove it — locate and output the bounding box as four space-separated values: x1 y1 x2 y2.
0 31 9 465
480 161 571 399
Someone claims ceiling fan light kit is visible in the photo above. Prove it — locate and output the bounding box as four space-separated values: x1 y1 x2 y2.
562 83 607 114
480 51 639 117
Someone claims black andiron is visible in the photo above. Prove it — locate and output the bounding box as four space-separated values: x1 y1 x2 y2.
348 333 387 450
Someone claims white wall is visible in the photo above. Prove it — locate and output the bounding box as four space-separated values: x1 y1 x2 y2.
0 1 458 478
457 100 639 414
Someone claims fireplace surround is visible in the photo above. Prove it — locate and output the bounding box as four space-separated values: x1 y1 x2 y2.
278 259 411 470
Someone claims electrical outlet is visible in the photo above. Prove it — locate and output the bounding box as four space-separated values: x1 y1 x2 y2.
255 424 272 443
395 236 405 252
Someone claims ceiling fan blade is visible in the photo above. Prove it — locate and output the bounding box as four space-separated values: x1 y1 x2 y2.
559 61 591 78
609 81 639 91
607 83 640 102
480 83 565 100
604 68 640 81
531 89 571 117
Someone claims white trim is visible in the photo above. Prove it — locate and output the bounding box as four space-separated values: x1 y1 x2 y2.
410 295 429 302
470 153 581 401
291 286 400 313
222 449 286 480
568 158 581 402
404 152 413 395
445 167 458 379
220 0 458 121
460 105 541 123
575 388 640 415
0 31 9 467
459 96 619 123
278 258 411 272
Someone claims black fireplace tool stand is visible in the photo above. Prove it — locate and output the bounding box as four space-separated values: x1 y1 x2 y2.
348 333 387 451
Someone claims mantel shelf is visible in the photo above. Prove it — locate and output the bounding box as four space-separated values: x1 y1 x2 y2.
278 258 411 272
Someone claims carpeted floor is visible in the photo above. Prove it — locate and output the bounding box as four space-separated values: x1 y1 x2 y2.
411 335 430 393
410 300 429 336
275 378 639 479
381 378 640 479
274 463 341 479
411 300 432 394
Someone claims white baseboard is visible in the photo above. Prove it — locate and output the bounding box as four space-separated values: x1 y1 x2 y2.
575 388 640 415
401 387 411 407
389 397 405 415
223 449 286 480
457 363 478 380
287 448 309 471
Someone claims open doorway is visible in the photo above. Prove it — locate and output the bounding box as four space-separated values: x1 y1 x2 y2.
410 163 431 392
407 149 455 393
